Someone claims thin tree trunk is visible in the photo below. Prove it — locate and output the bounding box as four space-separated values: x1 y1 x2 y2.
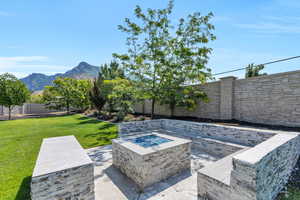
67 101 70 114
142 101 145 114
151 98 155 119
170 104 175 118
8 106 11 120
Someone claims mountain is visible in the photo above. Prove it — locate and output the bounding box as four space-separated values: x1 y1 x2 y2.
21 62 100 91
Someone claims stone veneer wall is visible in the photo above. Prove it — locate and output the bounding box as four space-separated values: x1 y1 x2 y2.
118 119 163 137
119 119 276 147
31 164 94 200
161 119 275 146
231 133 300 200
112 138 191 190
134 70 300 127
119 120 252 157
120 119 300 200
31 136 95 200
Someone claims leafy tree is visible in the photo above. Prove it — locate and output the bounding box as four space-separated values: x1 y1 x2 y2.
108 79 136 120
71 79 91 111
0 73 30 120
100 61 125 80
29 93 44 104
89 73 137 120
114 0 215 118
245 63 267 78
43 78 91 113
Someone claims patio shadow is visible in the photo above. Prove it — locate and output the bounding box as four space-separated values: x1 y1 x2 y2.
104 165 192 200
15 176 31 200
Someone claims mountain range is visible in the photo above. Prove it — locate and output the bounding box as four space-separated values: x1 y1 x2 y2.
21 62 100 91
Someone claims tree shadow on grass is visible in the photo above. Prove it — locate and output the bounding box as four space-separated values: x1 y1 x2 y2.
77 116 90 120
98 123 116 130
15 176 31 200
84 131 117 138
77 118 101 125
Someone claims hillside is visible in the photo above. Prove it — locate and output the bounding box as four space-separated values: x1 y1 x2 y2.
21 62 100 91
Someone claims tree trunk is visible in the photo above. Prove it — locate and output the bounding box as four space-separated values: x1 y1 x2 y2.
170 104 175 118
8 106 11 120
142 101 145 114
151 98 155 119
67 101 70 114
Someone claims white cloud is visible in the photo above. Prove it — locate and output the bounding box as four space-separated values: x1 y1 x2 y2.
234 14 300 35
0 56 69 78
236 22 300 34
0 56 48 62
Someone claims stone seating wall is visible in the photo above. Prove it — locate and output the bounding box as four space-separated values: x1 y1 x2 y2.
119 119 300 200
31 136 95 200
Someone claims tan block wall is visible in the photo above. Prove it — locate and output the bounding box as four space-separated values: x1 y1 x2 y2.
233 70 300 127
134 81 221 120
134 70 300 127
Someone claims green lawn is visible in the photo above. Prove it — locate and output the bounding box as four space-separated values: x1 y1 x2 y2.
0 114 117 200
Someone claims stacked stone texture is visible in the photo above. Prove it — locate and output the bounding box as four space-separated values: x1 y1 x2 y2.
112 139 191 190
31 164 94 200
31 136 95 200
231 135 300 200
119 119 300 200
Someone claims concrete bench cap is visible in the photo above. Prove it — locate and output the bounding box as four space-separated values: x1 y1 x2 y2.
32 135 93 177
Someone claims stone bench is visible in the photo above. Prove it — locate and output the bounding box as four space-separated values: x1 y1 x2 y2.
192 137 248 158
198 133 300 200
31 136 95 200
119 119 300 200
197 148 250 199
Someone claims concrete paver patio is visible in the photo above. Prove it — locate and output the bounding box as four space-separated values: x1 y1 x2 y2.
86 145 219 200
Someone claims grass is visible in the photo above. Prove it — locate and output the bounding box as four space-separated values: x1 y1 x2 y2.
0 114 117 200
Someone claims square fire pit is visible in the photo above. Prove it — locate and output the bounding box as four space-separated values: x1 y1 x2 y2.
112 131 191 190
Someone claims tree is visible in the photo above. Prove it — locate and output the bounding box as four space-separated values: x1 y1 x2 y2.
0 73 30 120
29 93 44 104
108 79 137 120
100 61 125 80
43 78 91 113
245 63 267 78
89 75 106 112
71 79 91 111
114 0 215 118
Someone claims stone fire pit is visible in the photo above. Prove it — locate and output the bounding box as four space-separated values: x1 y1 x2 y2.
112 132 191 190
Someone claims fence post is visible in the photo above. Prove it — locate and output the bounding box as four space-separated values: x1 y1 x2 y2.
220 76 236 120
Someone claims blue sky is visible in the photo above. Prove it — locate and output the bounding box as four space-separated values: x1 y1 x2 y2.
0 0 299 79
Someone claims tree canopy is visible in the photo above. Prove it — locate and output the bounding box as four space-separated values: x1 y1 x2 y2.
100 61 125 80
43 77 91 113
0 73 30 119
114 0 215 118
245 63 267 78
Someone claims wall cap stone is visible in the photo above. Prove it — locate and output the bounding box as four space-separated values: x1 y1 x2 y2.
32 135 93 177
233 133 300 165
